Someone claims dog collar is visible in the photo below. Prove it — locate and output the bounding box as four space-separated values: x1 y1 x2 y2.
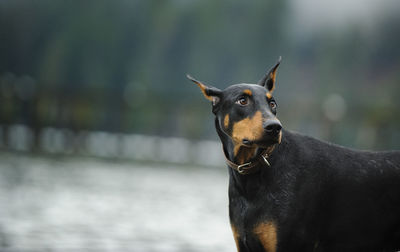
225 146 275 175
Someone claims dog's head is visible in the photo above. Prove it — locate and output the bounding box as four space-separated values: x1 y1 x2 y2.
188 58 282 152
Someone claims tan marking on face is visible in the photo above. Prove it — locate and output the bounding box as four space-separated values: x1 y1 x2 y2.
243 89 252 96
253 221 277 252
278 130 282 144
232 111 264 144
266 92 272 99
233 145 241 157
231 224 240 251
234 145 258 164
224 114 230 129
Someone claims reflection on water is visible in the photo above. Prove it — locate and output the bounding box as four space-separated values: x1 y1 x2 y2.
0 152 235 252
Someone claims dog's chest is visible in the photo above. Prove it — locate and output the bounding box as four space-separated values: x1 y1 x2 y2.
228 182 279 225
229 194 278 251
230 195 258 223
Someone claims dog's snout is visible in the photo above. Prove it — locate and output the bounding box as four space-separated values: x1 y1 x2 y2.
264 121 282 135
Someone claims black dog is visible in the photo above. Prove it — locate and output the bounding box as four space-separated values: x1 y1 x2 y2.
188 58 400 252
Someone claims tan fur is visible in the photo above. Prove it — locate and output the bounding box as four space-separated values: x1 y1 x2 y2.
269 69 278 93
253 221 278 252
232 111 264 144
243 89 252 96
231 224 240 251
266 92 272 99
195 82 213 101
224 114 230 129
234 145 258 164
231 111 265 164
188 75 216 102
278 131 282 144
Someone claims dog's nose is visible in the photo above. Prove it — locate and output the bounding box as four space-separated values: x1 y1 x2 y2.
264 121 282 135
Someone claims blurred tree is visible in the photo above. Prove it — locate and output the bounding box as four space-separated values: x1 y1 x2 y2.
0 0 398 150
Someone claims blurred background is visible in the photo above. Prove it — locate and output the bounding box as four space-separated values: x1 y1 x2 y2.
0 0 399 251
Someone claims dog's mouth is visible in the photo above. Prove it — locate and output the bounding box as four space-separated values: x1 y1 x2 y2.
242 134 281 148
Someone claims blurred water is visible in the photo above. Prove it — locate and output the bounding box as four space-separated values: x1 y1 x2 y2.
0 152 235 252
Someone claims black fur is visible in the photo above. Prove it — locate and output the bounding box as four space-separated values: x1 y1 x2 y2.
226 128 400 251
189 61 400 252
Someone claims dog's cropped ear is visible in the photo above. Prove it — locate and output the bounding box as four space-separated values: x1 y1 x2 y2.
258 56 281 92
187 74 222 106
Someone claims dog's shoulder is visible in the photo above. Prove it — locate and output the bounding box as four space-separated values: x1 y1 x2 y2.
278 129 400 174
282 129 399 157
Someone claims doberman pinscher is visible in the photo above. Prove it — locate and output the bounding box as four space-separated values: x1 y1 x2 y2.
187 58 400 252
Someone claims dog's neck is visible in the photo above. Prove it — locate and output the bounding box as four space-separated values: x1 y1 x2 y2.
215 118 283 194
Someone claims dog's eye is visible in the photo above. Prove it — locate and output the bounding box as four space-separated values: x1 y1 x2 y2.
269 101 277 109
236 96 249 106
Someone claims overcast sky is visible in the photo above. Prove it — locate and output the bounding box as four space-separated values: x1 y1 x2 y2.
290 0 400 33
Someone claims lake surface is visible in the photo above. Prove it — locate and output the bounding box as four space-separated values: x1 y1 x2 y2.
0 152 235 252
